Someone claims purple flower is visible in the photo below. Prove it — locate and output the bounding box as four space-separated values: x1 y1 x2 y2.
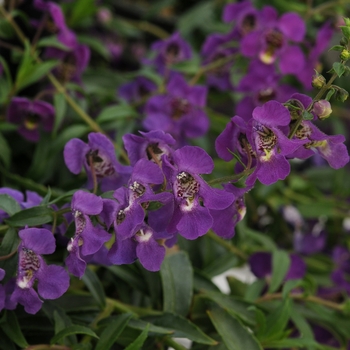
105 159 172 240
163 146 234 240
123 130 176 166
119 77 157 105
0 268 5 312
45 44 90 84
201 33 236 91
7 97 55 142
10 228 70 314
64 132 131 191
236 60 296 121
150 32 192 74
289 94 350 169
108 223 166 271
143 73 209 145
65 190 110 278
246 101 306 185
241 9 306 75
249 251 306 281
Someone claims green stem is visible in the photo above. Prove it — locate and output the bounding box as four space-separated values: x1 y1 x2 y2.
256 292 344 311
207 230 247 260
207 168 254 186
190 53 237 85
0 225 9 234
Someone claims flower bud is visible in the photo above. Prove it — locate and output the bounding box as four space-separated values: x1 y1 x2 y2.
336 87 349 102
97 8 112 24
313 100 332 120
340 49 350 61
312 72 326 89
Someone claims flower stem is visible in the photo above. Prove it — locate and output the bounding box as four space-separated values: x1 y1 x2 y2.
207 168 254 186
207 230 247 260
256 292 344 311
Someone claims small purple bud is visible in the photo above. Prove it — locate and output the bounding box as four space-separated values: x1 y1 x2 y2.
97 8 112 24
313 100 332 120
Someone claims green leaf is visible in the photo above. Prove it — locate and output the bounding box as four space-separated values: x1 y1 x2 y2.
96 104 138 124
0 194 21 216
193 270 221 292
329 45 345 52
264 337 319 348
0 311 28 348
6 206 53 227
290 305 314 339
37 36 71 51
68 0 97 27
144 313 217 345
0 228 20 280
128 319 173 335
302 110 314 120
245 280 266 302
95 314 132 350
0 19 15 39
282 279 301 298
261 299 291 342
51 124 90 150
124 323 149 350
51 325 99 344
160 251 193 316
0 329 16 350
53 93 67 135
242 227 277 250
269 250 290 293
333 62 346 78
82 267 106 310
340 26 350 40
208 305 262 350
201 291 256 326
78 35 111 59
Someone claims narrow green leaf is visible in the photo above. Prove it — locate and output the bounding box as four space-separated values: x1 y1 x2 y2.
0 329 16 350
95 314 132 350
0 194 21 216
208 305 262 350
269 250 290 293
160 251 193 316
68 0 96 26
329 45 345 52
51 325 98 344
244 279 266 302
0 228 20 280
290 305 314 340
78 35 111 59
37 36 71 51
201 291 256 326
261 299 291 341
333 62 345 78
0 55 13 85
243 227 277 250
264 337 319 348
124 323 150 350
6 206 53 227
53 93 67 135
96 104 138 124
128 319 173 335
282 279 301 299
82 267 106 310
144 312 217 345
1 311 28 348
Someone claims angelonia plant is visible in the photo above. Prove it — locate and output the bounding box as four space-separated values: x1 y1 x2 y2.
1 0 350 349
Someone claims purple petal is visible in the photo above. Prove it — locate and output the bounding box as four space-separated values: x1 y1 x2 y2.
252 101 290 127
19 228 55 255
285 254 306 280
64 138 89 174
131 159 164 185
279 45 305 75
257 153 290 185
37 264 70 299
278 13 305 42
11 286 43 314
72 190 103 215
199 181 234 210
108 238 137 265
241 32 261 57
81 220 111 256
65 247 87 278
136 236 166 271
249 252 272 278
173 146 214 174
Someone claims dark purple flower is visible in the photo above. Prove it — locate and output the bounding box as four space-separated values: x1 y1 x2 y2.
45 44 90 84
246 101 307 185
0 268 5 312
64 132 131 191
296 22 334 89
143 73 209 145
241 9 306 75
123 130 176 166
289 94 350 169
236 60 296 121
108 223 166 271
150 32 192 74
106 159 172 240
119 77 157 105
65 190 110 278
10 228 70 314
163 146 234 240
7 97 55 142
201 32 236 91
249 251 306 280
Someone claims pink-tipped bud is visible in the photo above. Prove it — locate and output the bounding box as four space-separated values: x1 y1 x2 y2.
313 100 332 120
